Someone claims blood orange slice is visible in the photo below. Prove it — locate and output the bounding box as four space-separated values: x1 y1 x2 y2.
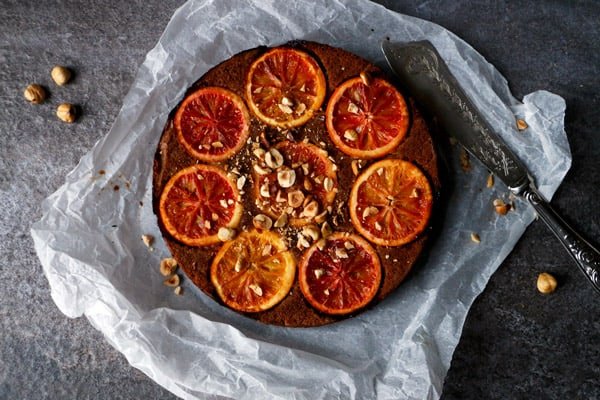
211 230 296 312
159 165 242 246
349 159 433 246
174 87 250 162
245 48 326 128
252 140 337 227
298 232 381 315
326 76 409 159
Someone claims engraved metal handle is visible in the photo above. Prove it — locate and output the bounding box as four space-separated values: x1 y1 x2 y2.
520 185 600 293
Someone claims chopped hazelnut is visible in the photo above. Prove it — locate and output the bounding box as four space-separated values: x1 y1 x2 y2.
236 176 246 190
537 272 557 294
274 213 288 228
23 84 46 104
164 274 180 287
470 232 481 243
360 71 371 85
160 258 178 276
288 190 305 208
265 148 284 168
253 214 273 230
254 164 271 175
249 283 263 296
141 234 154 248
174 286 183 295
302 225 320 241
320 221 333 238
56 103 77 123
51 66 72 85
486 174 494 188
493 199 510 215
323 177 334 192
302 200 319 218
516 118 528 131
277 169 296 188
217 227 235 242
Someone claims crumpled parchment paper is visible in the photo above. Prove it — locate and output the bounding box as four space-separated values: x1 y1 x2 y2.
31 0 571 399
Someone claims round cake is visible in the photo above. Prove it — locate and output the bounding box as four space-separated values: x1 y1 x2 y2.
153 41 440 327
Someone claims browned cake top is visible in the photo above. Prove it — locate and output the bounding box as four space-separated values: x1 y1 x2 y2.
153 41 440 327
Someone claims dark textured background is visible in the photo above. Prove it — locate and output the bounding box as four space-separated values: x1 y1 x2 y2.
1 1 598 399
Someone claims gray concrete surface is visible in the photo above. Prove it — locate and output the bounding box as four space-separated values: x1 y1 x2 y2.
1 1 598 399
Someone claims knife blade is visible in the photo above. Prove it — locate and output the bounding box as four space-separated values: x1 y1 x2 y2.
382 40 600 293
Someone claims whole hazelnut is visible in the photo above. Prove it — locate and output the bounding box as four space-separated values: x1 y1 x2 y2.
537 272 558 294
51 66 72 86
56 103 77 123
23 84 46 104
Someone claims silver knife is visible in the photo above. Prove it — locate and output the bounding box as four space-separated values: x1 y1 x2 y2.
382 40 600 293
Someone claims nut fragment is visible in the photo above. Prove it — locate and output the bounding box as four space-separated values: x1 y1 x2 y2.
265 148 284 168
360 71 371 85
278 103 293 114
537 272 557 294
260 182 271 198
141 234 154 248
277 169 296 188
253 214 273 230
212 141 224 148
174 286 183 296
314 269 324 279
56 103 77 123
320 221 333 238
316 239 326 251
335 247 349 259
253 148 266 158
302 200 319 218
160 258 178 276
362 206 379 219
409 188 419 198
351 160 360 176
323 177 334 192
302 225 320 241
236 176 246 190
249 283 263 296
343 129 358 141
274 213 288 228
487 174 494 188
314 210 328 224
344 241 355 250
217 227 235 242
347 102 359 114
493 199 510 215
253 164 271 175
288 190 305 208
295 103 307 114
23 84 46 104
470 232 481 243
297 233 311 249
281 97 293 106
516 119 528 131
164 274 181 287
51 66 72 86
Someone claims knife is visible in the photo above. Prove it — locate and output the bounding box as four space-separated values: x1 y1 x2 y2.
382 40 600 293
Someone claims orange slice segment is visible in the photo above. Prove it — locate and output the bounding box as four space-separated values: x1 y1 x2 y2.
298 232 381 315
246 48 326 128
174 87 250 162
252 140 337 227
349 159 433 246
326 76 409 159
211 230 296 312
159 165 242 246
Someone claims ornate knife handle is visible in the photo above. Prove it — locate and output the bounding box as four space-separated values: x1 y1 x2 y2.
519 185 600 292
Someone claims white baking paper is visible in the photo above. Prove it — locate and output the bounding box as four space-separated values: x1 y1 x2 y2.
31 0 571 399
